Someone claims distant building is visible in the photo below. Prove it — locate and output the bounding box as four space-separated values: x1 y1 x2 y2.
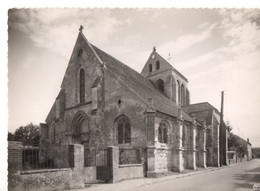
228 134 252 163
252 147 260 158
39 27 228 177
183 102 228 167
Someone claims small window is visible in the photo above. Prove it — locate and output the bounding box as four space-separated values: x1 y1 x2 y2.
149 64 152 72
115 115 131 144
156 61 160 70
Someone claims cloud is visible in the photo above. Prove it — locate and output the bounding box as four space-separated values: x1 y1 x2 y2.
157 23 215 57
8 9 123 58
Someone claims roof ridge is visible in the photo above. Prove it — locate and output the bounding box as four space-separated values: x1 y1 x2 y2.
80 33 104 66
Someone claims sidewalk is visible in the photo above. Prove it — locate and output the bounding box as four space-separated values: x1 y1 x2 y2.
70 162 246 191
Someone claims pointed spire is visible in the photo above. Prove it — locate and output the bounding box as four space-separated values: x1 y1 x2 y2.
79 25 84 33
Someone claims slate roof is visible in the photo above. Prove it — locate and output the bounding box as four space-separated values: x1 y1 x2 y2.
182 102 220 115
90 43 192 122
232 134 250 146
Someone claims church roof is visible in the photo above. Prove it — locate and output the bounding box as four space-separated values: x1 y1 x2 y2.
89 42 192 122
182 102 220 115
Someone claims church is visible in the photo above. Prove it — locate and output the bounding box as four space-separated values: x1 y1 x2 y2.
40 26 227 177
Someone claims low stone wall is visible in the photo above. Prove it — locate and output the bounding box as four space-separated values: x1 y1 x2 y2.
8 142 85 191
9 169 73 191
8 142 23 174
116 164 143 181
83 167 97 183
108 146 144 182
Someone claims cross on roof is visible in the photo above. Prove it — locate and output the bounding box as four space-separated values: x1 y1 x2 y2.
79 25 84 33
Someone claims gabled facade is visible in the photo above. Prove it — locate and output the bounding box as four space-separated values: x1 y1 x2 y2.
40 28 226 178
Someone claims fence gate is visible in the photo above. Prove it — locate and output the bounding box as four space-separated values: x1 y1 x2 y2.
84 148 109 182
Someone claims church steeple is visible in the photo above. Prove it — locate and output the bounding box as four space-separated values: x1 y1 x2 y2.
141 49 190 106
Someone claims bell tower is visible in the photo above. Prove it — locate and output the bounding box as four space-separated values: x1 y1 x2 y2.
141 48 190 106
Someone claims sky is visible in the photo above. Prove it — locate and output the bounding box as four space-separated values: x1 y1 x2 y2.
7 8 260 146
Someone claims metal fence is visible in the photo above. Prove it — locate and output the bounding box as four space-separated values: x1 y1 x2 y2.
84 148 107 167
22 145 43 170
22 144 70 170
119 148 141 165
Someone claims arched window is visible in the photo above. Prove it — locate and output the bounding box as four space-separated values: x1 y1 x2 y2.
149 64 152 72
158 126 162 143
71 111 89 145
115 115 131 144
156 79 164 93
79 69 85 103
181 84 185 106
158 121 168 143
177 80 181 105
156 61 160 70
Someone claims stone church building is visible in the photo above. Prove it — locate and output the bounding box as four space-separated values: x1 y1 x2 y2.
40 27 227 177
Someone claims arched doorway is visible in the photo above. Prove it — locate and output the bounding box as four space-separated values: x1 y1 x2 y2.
71 111 89 145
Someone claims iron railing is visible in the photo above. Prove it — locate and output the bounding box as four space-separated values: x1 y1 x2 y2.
84 148 107 167
22 144 70 170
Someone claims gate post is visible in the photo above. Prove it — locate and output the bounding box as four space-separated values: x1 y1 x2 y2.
107 146 119 183
68 144 85 189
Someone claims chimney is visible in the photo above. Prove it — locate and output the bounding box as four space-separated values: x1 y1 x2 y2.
247 138 249 143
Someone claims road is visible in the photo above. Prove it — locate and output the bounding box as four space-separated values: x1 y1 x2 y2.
127 159 260 191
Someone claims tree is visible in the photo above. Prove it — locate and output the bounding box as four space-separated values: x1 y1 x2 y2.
227 121 248 160
8 123 40 145
227 121 239 149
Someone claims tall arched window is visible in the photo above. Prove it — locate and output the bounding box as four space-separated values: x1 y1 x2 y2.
181 84 185 106
158 121 168 143
177 80 181 105
71 111 89 145
156 79 164 93
79 69 85 103
156 61 160 70
115 115 131 144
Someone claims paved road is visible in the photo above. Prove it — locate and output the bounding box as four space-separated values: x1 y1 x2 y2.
128 159 260 191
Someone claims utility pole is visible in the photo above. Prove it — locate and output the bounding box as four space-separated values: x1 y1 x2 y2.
219 91 227 166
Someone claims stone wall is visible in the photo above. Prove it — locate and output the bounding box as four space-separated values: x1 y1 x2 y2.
155 148 172 172
8 143 85 191
8 142 23 174
107 146 144 182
